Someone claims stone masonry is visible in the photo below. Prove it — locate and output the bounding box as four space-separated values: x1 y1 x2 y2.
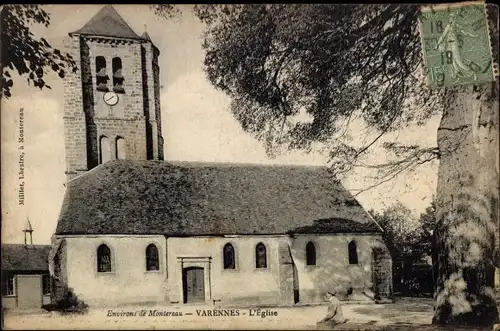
372 246 393 299
63 33 163 182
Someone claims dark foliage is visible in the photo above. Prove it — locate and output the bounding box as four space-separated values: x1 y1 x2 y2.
371 201 437 297
192 5 444 176
43 287 88 314
149 4 180 20
0 5 77 98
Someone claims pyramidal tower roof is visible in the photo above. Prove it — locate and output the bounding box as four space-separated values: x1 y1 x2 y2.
23 218 33 232
71 5 143 40
141 31 152 42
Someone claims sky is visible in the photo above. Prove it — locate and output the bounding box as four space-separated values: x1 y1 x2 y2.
1 5 440 245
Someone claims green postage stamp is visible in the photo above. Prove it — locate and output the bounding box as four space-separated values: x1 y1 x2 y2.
419 2 495 88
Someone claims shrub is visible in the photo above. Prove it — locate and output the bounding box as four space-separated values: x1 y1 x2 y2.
44 287 89 314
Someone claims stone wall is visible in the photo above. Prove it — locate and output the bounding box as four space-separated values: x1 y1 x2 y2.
94 118 147 161
278 242 295 305
51 239 69 305
62 35 164 182
140 42 161 160
289 234 391 303
167 236 284 306
371 246 393 298
85 37 148 163
55 233 392 307
61 235 168 307
63 36 88 182
153 48 164 160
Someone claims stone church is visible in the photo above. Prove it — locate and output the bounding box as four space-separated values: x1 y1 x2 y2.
49 5 393 307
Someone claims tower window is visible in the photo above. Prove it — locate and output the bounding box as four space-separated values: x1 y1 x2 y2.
306 241 316 266
99 136 111 164
223 243 236 269
97 244 112 273
255 243 267 269
348 241 358 265
116 137 126 160
112 57 125 93
96 56 109 92
146 244 159 271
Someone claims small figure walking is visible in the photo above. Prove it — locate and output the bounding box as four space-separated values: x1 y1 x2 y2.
316 291 348 329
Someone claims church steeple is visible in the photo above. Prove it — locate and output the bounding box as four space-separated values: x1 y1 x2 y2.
141 25 152 42
23 218 34 245
70 5 142 40
62 5 164 182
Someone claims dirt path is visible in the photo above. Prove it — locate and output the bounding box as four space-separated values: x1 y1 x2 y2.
2 301 437 330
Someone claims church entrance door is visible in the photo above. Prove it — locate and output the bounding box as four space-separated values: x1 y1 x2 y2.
182 267 205 303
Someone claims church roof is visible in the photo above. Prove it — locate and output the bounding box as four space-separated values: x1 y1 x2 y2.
55 160 382 236
1 244 51 272
70 5 143 40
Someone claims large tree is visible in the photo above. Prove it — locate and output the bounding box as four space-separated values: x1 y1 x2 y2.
0 5 77 99
419 198 439 296
371 203 427 296
185 4 499 326
371 203 424 261
371 200 438 297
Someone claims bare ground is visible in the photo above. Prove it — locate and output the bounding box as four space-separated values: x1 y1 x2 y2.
1 298 496 330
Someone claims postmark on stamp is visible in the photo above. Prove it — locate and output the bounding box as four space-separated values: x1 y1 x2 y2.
419 2 494 88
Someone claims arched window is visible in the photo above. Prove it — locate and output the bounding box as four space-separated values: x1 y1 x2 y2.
95 56 109 92
255 243 267 269
146 244 159 271
112 57 125 93
97 244 112 272
116 137 126 160
223 243 235 269
348 241 358 265
99 136 111 164
306 241 316 266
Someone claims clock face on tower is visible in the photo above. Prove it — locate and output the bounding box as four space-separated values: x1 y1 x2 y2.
103 91 119 106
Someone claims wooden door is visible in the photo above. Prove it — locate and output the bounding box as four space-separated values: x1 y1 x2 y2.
182 267 205 303
17 275 43 309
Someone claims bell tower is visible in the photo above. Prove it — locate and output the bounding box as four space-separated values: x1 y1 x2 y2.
63 5 163 181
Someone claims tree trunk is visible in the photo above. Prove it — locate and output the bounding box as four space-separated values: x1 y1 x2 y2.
432 82 499 326
431 230 439 299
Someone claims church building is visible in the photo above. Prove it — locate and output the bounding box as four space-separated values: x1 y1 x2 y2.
49 5 393 308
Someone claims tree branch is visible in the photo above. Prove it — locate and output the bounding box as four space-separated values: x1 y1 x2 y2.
437 125 471 132
346 145 439 196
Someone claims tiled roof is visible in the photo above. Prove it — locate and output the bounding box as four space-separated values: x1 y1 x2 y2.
70 5 142 40
55 160 382 236
1 244 51 272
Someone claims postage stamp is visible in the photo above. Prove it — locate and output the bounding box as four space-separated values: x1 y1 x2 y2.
419 2 495 88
